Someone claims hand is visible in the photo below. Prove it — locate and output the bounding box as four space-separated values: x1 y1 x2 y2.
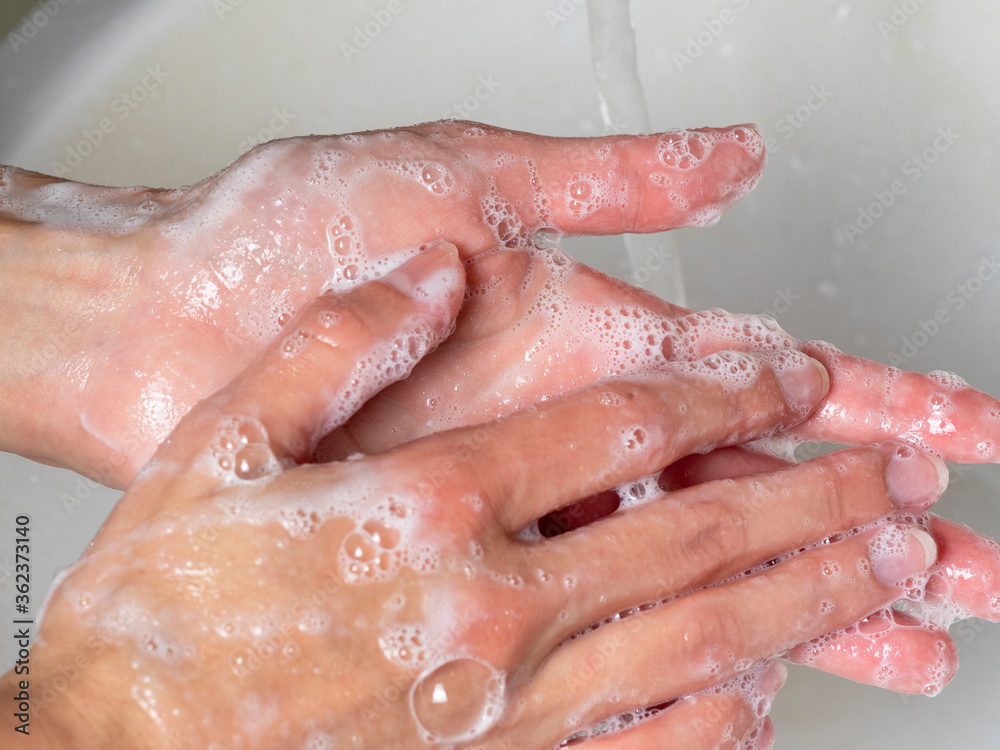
0 121 764 487
323 247 1000 466
660 446 1000 695
5 248 944 749
320 246 1000 698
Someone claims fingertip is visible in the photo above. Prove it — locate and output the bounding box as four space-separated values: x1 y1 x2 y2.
871 525 938 588
885 446 949 512
656 124 766 227
380 241 466 324
775 353 830 418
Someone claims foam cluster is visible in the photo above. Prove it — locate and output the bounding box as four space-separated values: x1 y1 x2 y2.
558 660 778 748
204 415 281 484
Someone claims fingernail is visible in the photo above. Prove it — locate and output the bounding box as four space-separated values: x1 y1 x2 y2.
776 354 829 415
885 446 949 511
870 524 938 587
382 242 462 300
758 661 788 699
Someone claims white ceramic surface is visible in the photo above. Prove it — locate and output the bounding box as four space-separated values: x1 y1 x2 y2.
1 0 999 747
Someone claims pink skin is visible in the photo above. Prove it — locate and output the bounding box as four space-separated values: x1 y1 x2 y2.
924 515 1000 622
661 446 1000 695
2 121 997 709
0 122 764 485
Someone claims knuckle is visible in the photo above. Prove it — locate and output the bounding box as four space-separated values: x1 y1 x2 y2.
315 296 372 345
806 450 885 532
602 377 679 428
677 494 749 579
680 601 744 676
309 285 409 350
607 138 643 226
813 464 848 532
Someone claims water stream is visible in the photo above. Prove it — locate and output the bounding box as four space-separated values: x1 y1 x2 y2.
586 0 687 307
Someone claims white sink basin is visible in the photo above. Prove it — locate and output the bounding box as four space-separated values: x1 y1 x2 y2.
1 1 999 746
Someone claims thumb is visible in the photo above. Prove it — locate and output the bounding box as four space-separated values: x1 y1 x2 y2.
156 242 465 473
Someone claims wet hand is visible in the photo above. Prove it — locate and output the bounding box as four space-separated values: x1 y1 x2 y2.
8 248 942 749
661 446 1000 696
0 121 764 487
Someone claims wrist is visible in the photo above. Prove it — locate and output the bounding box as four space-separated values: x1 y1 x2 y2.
2 647 156 750
0 168 144 484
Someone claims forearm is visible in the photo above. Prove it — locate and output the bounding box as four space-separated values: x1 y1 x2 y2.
0 169 141 483
2 653 154 750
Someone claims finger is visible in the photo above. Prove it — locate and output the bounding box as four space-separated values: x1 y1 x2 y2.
784 608 958 695
660 310 1000 463
924 515 1000 622
542 447 947 633
416 121 766 241
508 124 767 236
398 349 828 533
794 342 1000 463
570 663 784 750
750 718 776 750
156 243 465 469
528 521 937 732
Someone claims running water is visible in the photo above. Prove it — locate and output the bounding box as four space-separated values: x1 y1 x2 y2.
586 0 687 307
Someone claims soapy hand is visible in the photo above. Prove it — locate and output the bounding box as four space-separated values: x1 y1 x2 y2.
5 251 945 749
0 120 764 487
320 246 1000 696
4 118 997 708
661 447 1000 694
324 246 1000 466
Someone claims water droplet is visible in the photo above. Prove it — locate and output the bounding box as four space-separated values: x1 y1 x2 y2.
363 519 400 549
598 391 624 407
422 165 443 184
568 180 592 201
411 658 504 741
345 533 376 562
319 310 341 328
235 444 274 480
